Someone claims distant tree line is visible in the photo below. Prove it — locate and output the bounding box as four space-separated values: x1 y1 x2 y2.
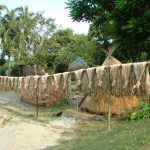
0 5 106 74
0 0 150 75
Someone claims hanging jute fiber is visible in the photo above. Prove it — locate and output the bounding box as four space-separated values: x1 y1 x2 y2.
80 62 149 115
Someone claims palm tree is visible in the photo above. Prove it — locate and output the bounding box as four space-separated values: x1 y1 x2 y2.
2 10 16 52
13 6 37 63
0 5 7 62
0 7 17 74
0 5 57 68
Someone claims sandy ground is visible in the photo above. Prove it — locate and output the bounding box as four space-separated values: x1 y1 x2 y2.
0 117 75 150
0 91 75 150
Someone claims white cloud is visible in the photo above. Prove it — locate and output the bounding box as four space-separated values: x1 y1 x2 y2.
44 10 89 34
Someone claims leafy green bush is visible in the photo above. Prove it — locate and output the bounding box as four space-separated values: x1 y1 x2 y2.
139 52 148 61
0 61 20 76
127 102 150 121
10 65 20 76
0 64 8 76
0 61 9 76
0 58 6 66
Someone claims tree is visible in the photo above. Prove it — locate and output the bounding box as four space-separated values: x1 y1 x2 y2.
0 5 7 65
66 0 114 50
0 8 17 69
48 28 74 70
66 0 150 62
0 6 57 66
112 0 150 61
49 28 74 51
12 6 57 65
51 29 105 72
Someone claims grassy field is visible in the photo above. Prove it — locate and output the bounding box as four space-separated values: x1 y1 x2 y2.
51 117 150 150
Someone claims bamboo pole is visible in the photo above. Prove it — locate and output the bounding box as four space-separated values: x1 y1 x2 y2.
148 94 150 113
107 66 112 132
34 65 37 76
34 64 39 117
77 84 81 112
36 92 39 116
35 77 39 118
77 99 79 112
147 64 150 113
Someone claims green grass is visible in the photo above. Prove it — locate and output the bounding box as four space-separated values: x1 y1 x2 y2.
0 99 75 124
42 100 75 112
51 117 150 150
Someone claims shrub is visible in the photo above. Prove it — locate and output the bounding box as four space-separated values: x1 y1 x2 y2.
127 101 150 121
10 65 20 76
0 64 8 76
0 61 20 76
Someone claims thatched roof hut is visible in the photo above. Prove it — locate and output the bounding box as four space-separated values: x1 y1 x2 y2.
102 56 122 66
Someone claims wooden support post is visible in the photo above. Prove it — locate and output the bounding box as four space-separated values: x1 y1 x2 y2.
77 84 81 112
107 67 112 132
147 64 150 113
35 77 39 118
34 64 37 76
77 99 79 112
148 94 150 113
36 90 39 117
99 99 101 115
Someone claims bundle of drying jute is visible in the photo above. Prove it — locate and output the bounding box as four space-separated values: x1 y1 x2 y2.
20 75 57 104
73 69 89 93
37 75 51 104
86 67 97 93
72 62 149 96
28 76 38 104
45 75 57 103
110 62 149 96
20 76 42 104
8 77 14 91
13 77 19 93
3 76 8 90
18 77 24 94
80 62 150 115
62 72 72 97
0 76 4 90
20 76 31 103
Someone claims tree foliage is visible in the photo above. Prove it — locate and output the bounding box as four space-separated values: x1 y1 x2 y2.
113 0 150 61
66 0 150 62
0 6 56 65
51 28 105 72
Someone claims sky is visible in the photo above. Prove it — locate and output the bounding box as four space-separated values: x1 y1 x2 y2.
0 0 89 34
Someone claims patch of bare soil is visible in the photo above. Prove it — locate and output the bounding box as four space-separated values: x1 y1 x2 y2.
0 91 76 150
0 118 75 150
0 112 75 150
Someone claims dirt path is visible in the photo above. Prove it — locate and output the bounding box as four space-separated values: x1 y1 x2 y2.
0 117 75 150
0 91 75 150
